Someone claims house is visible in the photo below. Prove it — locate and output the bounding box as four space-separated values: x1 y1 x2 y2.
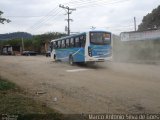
1 45 21 55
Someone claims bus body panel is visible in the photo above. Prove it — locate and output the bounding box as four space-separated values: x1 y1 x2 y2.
90 44 112 58
85 45 112 62
55 48 85 62
72 48 85 62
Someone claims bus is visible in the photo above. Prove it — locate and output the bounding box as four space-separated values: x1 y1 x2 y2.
50 31 112 65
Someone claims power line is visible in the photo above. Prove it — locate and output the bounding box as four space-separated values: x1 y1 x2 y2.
63 0 131 18
25 0 72 34
73 24 134 33
4 15 62 18
26 7 63 33
25 7 59 30
30 10 64 34
29 9 62 31
66 0 131 8
26 0 131 34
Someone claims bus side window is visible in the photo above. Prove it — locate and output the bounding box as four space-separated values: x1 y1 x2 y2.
50 42 53 50
66 39 69 48
53 42 56 48
75 37 80 47
58 40 61 48
55 41 58 48
51 42 54 49
62 40 66 48
80 35 85 47
64 40 66 48
70 38 75 47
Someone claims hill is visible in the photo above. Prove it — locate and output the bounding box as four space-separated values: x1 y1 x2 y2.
0 32 32 40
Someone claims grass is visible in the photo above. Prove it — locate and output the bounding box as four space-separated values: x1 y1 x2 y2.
0 78 16 91
0 77 64 120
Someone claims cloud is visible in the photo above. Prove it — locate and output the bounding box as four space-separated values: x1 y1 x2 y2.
0 0 159 35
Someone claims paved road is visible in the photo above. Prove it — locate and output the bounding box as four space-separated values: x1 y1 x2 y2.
0 56 160 113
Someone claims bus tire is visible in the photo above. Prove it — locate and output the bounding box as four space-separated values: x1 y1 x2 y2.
69 55 74 65
54 54 56 59
54 55 57 61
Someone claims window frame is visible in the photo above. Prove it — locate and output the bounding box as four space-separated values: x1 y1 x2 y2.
90 32 111 45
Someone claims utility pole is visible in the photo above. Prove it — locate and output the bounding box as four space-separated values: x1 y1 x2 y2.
134 17 137 31
22 37 24 52
59 4 76 35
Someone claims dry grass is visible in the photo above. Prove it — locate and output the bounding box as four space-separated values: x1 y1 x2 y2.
0 77 63 120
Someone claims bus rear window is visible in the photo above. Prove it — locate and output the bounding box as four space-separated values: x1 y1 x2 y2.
90 32 111 45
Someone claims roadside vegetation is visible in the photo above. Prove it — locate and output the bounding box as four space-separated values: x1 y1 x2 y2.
0 76 63 120
0 32 66 54
138 5 160 31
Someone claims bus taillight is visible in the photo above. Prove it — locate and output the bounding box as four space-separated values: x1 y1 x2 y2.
88 47 92 57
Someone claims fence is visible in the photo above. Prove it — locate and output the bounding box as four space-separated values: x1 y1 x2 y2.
112 29 160 64
120 29 160 41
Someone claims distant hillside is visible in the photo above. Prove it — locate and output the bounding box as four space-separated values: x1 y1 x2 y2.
138 5 160 31
0 32 32 40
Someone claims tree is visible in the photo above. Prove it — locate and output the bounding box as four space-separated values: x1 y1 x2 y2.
138 5 160 31
0 32 66 53
0 11 11 24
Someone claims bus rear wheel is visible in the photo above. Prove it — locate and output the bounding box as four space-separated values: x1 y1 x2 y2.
69 56 74 65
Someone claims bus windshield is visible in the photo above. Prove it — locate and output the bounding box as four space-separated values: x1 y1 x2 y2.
90 32 111 45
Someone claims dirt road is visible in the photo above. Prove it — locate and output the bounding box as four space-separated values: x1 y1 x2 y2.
0 56 160 113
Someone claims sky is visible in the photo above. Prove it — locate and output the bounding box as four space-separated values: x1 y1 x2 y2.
0 0 159 35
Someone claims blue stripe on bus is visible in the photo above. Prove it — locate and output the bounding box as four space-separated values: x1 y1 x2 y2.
90 44 112 58
55 47 85 62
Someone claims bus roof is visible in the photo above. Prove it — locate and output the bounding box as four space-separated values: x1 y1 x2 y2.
50 30 111 42
51 32 86 42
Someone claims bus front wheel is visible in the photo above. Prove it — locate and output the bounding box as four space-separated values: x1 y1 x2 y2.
69 55 74 65
54 54 56 59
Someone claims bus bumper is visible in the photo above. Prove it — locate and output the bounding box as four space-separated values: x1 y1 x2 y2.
87 56 112 62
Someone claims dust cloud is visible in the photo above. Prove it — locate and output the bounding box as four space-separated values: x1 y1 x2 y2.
112 34 160 64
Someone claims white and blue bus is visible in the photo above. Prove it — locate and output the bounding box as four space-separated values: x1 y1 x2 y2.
50 31 112 65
